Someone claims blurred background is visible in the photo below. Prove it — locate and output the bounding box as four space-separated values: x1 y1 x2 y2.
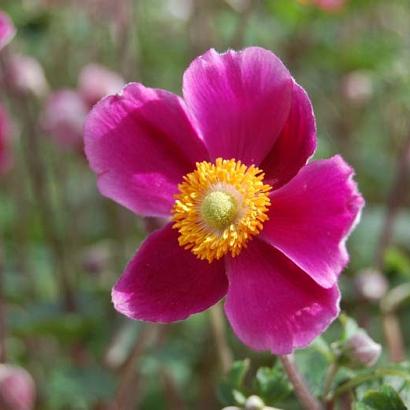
0 0 409 409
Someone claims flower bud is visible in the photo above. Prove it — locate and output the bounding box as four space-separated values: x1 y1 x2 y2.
298 0 347 12
78 64 125 107
2 54 49 98
341 71 373 106
344 330 382 368
41 89 88 150
0 11 16 50
354 268 388 302
245 395 265 410
0 364 36 410
0 103 13 175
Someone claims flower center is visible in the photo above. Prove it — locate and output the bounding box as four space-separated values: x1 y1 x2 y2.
200 191 237 230
172 158 272 262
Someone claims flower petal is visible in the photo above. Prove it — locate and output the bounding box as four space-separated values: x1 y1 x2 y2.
85 83 209 217
261 156 364 288
112 223 228 322
225 239 340 354
183 47 293 165
261 83 316 189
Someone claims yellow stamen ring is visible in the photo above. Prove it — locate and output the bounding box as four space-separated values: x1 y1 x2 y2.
172 158 272 262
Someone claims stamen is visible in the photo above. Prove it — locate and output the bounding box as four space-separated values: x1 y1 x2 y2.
172 158 272 262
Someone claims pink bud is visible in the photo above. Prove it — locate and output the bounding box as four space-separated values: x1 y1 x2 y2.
78 64 125 107
0 364 36 410
298 0 347 12
341 71 373 106
314 0 347 12
0 103 13 175
345 330 382 368
0 11 16 50
2 54 49 98
41 89 88 150
354 268 388 302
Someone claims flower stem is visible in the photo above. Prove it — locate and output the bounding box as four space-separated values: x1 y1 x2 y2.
322 363 339 401
375 134 410 362
209 303 233 374
279 355 323 410
327 368 410 402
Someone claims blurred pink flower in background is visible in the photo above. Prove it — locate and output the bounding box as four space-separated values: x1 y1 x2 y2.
42 64 125 150
1 54 49 98
85 47 364 354
299 0 347 13
0 104 13 175
354 268 388 302
0 11 16 50
0 364 36 410
341 70 373 106
78 64 126 107
41 90 88 150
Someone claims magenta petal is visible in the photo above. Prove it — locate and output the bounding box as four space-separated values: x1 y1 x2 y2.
112 223 228 322
225 239 340 354
0 11 16 50
261 156 365 288
261 83 316 189
85 83 209 217
183 47 293 165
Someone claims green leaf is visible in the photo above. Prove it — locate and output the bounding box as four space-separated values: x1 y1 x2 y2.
359 385 407 410
217 359 250 405
255 365 291 405
227 359 251 389
339 314 360 342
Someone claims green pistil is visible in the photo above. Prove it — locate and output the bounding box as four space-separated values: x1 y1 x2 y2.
201 191 237 230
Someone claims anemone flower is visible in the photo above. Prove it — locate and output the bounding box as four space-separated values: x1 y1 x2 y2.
0 11 15 50
85 47 364 354
0 364 36 410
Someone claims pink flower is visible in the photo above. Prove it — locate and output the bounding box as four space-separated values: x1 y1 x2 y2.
79 64 126 107
0 364 36 410
0 103 12 174
315 0 346 12
299 0 347 12
42 64 124 150
0 11 16 50
41 89 88 150
85 47 364 354
1 54 49 98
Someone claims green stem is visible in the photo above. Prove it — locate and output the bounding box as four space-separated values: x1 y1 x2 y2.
327 368 410 401
322 363 339 400
280 355 323 410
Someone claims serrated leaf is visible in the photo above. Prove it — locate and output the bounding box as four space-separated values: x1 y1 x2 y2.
227 359 250 389
360 385 407 410
255 366 291 405
217 359 250 405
